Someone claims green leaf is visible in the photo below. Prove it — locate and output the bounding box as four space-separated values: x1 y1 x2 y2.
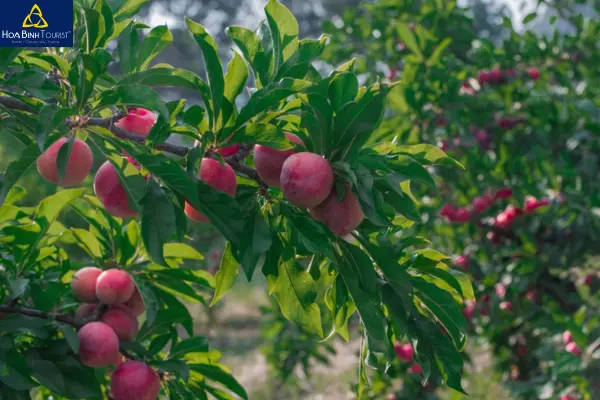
118 21 139 75
113 143 243 245
426 38 452 67
154 360 190 382
138 25 173 71
281 205 335 260
325 276 356 341
523 12 537 24
394 144 464 169
0 348 37 391
236 78 313 127
164 243 204 260
265 0 299 69
334 84 388 159
56 138 75 183
412 277 467 351
8 279 28 299
2 144 40 205
329 72 358 113
36 105 75 139
275 36 327 81
211 243 239 305
83 8 106 49
185 18 224 128
140 179 177 266
73 54 102 109
71 228 105 259
226 26 271 87
27 358 66 395
224 51 249 104
336 244 387 351
169 336 209 359
189 364 248 400
5 70 60 99
230 123 293 149
272 258 323 337
299 93 332 155
113 0 149 21
95 0 115 46
397 22 423 59
97 84 169 121
119 67 209 93
238 210 272 280
388 156 437 191
0 48 22 72
58 324 79 354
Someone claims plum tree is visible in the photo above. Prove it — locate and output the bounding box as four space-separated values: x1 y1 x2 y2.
71 267 102 303
254 132 304 187
280 152 334 208
77 322 120 368
309 184 364 236
100 306 139 342
184 158 237 223
94 159 139 218
36 138 93 187
95 269 135 305
110 361 161 400
115 108 157 136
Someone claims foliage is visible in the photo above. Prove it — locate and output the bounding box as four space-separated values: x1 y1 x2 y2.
317 0 600 399
0 0 473 398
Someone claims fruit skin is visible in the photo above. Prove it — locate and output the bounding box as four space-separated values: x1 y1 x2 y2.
94 160 139 218
528 68 540 81
184 158 237 224
455 255 469 270
100 306 139 342
472 195 491 213
565 342 581 356
111 360 161 400
115 108 157 136
280 152 334 208
77 322 120 368
499 301 513 312
71 267 103 303
308 184 364 236
562 331 573 344
96 269 135 305
254 132 304 188
409 363 423 374
463 300 476 318
495 284 507 298
36 138 93 187
560 395 575 400
584 274 595 286
453 207 471 223
75 303 96 323
122 286 145 317
394 343 414 362
215 144 240 157
495 187 513 199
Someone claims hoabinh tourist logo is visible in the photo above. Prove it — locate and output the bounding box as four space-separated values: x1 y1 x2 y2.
0 1 73 47
22 4 48 29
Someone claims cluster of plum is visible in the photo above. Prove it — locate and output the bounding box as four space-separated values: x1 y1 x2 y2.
70 267 159 400
477 67 540 86
393 342 423 375
36 108 365 236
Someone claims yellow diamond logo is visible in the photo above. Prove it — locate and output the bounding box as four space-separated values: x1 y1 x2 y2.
22 4 48 29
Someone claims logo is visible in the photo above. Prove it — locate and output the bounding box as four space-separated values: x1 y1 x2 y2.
22 4 48 29
0 1 73 47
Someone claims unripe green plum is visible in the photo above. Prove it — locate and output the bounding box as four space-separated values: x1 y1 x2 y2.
254 132 304 188
78 322 120 368
36 138 93 187
111 360 161 400
71 267 102 303
309 184 364 236
280 152 334 208
185 158 237 224
96 269 134 305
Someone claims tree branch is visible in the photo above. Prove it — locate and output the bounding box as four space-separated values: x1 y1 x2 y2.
0 305 77 327
0 96 268 188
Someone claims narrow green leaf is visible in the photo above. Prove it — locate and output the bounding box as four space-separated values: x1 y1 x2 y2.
97 84 169 120
226 26 271 87
2 144 40 204
265 0 299 68
140 179 177 266
138 25 173 71
224 51 249 104
56 138 75 183
113 0 149 21
185 18 224 128
118 21 139 75
83 8 106 49
211 242 239 306
230 123 293 149
397 22 423 59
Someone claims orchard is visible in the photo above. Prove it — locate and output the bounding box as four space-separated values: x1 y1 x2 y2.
0 0 597 399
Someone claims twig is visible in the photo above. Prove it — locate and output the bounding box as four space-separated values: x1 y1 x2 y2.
0 305 77 327
0 96 268 188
